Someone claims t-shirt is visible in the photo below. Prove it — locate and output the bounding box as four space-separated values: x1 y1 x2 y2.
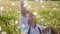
20 14 29 34
26 24 43 34
26 24 51 34
20 15 51 34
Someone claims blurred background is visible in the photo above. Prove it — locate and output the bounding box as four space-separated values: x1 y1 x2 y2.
0 0 60 34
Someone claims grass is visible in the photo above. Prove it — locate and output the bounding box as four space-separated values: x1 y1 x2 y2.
0 1 60 34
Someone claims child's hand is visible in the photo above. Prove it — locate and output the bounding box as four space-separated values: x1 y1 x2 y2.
42 26 51 32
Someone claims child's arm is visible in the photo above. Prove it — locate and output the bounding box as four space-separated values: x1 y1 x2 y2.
21 1 27 17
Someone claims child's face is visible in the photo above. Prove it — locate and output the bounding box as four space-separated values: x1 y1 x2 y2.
28 13 35 24
28 14 36 27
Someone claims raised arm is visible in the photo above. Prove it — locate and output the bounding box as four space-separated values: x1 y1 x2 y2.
21 1 27 17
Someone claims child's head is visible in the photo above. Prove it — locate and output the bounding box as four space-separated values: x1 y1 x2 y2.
28 12 36 27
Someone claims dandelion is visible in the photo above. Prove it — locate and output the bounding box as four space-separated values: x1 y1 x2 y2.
53 3 58 6
41 5 45 8
23 3 27 7
33 12 37 16
41 18 46 23
27 6 31 9
15 20 18 24
40 0 44 3
0 6 3 11
35 0 39 1
0 26 2 31
1 31 7 34
53 7 56 10
23 1 28 7
12 2 15 6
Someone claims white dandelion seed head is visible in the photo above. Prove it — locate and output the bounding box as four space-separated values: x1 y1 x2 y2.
53 3 58 6
0 6 3 11
1 31 7 34
28 6 31 8
53 8 56 10
40 0 44 3
23 0 29 7
35 0 39 1
33 12 37 16
41 5 44 8
55 4 58 6
23 3 28 7
41 18 46 23
15 20 18 24
12 2 15 6
0 26 2 31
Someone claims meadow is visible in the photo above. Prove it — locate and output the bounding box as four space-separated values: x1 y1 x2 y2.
0 1 60 34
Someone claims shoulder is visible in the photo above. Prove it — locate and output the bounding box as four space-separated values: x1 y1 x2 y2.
20 14 28 18
36 24 44 30
36 24 43 28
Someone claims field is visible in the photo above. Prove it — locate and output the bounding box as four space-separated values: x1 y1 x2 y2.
0 1 60 34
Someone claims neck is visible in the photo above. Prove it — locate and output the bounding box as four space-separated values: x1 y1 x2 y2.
21 13 26 17
30 22 36 28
